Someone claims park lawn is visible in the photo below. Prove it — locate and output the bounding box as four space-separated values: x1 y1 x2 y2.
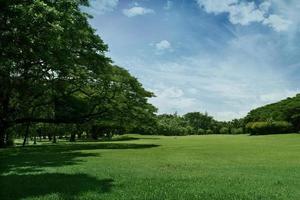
1 134 300 200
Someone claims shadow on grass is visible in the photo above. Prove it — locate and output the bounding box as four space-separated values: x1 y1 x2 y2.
77 135 161 142
76 136 140 142
0 143 159 174
0 173 114 200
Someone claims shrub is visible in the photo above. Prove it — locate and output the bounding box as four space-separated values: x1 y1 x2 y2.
246 121 293 135
185 126 194 135
197 128 205 135
231 128 244 134
205 129 213 134
219 127 230 134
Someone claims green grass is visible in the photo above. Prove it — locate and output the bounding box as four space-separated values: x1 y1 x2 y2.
1 134 300 200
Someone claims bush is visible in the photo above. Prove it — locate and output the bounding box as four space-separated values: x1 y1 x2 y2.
205 129 213 134
219 127 230 134
231 128 244 134
197 128 205 135
185 126 194 135
246 121 293 135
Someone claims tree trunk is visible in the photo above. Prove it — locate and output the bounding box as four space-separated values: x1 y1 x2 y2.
37 129 42 141
34 135 37 145
91 126 98 140
52 134 56 143
69 133 76 142
0 125 6 148
107 132 113 140
22 124 30 147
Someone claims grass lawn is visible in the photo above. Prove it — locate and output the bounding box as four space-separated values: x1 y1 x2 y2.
1 134 300 200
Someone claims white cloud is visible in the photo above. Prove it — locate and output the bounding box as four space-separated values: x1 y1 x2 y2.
149 87 200 114
270 0 300 37
89 0 119 14
196 0 237 14
259 1 271 13
123 6 155 17
155 40 172 51
228 2 265 25
214 111 248 121
196 0 292 32
263 14 292 32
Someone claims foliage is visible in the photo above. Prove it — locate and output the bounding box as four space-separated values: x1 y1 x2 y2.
230 127 244 134
246 121 293 135
245 94 300 131
149 112 246 136
155 114 190 136
183 112 215 130
219 127 230 134
0 0 156 147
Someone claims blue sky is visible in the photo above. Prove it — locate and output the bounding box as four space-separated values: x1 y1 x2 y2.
84 0 300 120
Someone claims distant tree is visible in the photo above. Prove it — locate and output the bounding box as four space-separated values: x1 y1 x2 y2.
245 94 300 132
154 114 189 136
246 121 293 135
184 112 215 131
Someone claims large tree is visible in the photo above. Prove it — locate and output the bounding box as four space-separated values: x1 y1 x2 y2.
0 0 156 147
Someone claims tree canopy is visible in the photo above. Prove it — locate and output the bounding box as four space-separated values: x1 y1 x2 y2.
0 0 156 147
245 94 300 131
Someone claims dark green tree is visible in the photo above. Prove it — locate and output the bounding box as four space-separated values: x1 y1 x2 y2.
184 112 215 131
0 0 156 147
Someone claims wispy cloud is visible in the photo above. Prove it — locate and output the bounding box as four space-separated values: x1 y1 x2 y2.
263 15 292 32
123 6 155 17
88 0 119 15
114 32 299 120
149 87 200 114
155 40 172 51
196 0 292 32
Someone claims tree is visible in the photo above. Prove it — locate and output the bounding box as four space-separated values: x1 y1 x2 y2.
0 0 108 146
183 112 215 131
0 0 156 147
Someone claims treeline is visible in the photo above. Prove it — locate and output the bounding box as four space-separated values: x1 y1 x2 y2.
0 0 157 147
136 112 245 136
245 121 293 135
137 94 300 136
147 94 300 135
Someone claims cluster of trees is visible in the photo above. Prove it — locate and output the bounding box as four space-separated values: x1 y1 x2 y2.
150 93 300 136
245 121 293 135
140 112 246 136
0 0 157 147
244 94 300 135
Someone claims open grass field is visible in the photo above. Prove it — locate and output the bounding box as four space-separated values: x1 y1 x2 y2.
1 134 300 200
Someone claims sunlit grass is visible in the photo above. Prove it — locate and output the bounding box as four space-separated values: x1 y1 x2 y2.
1 134 300 200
